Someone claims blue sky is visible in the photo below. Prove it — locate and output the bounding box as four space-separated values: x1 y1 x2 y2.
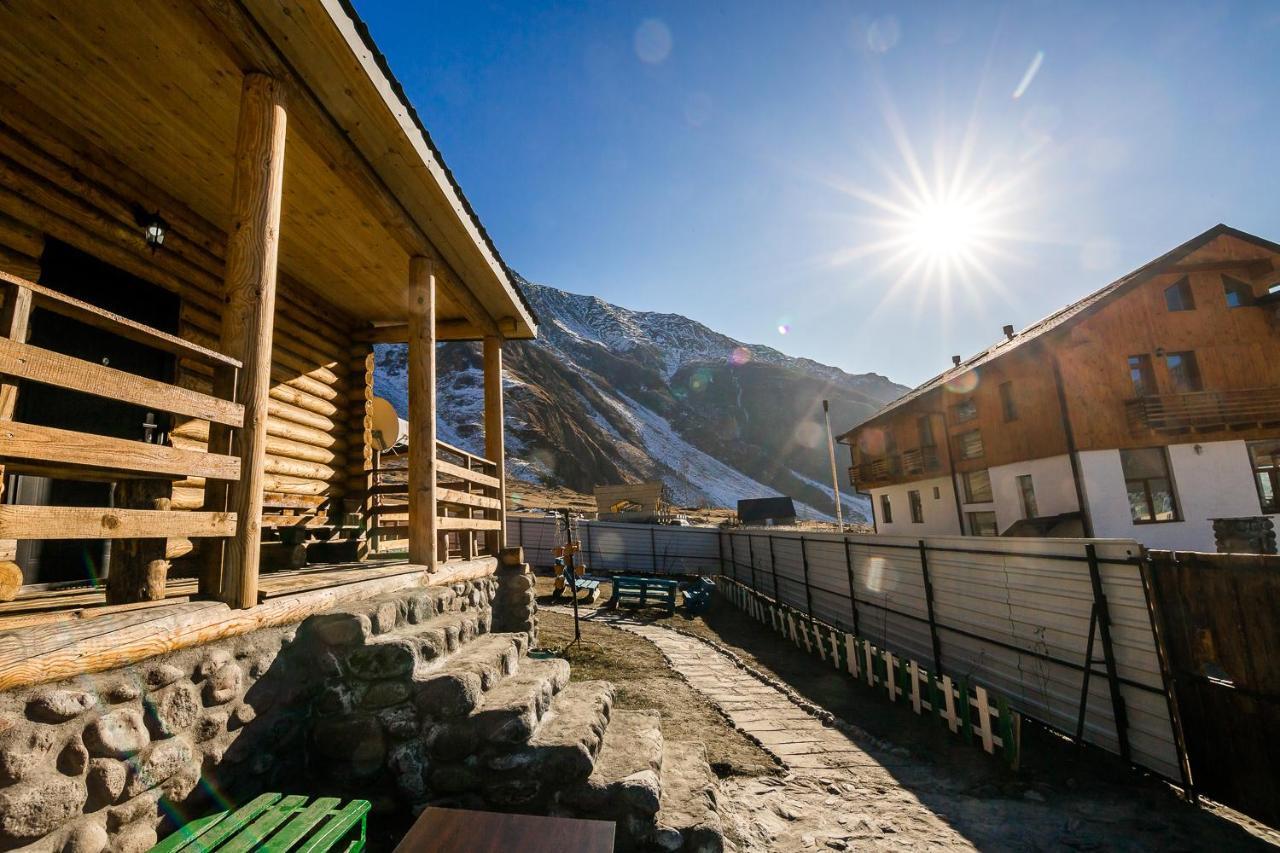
357 1 1280 387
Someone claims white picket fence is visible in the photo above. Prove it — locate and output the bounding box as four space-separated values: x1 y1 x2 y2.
505 516 1186 787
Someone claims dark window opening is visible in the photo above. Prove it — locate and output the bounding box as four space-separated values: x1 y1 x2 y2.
999 381 1017 422
953 399 978 423
879 494 893 525
1164 276 1195 312
1121 447 1180 523
1223 276 1254 308
1128 354 1156 397
1017 474 1038 519
956 429 984 460
967 511 998 536
1248 440 1280 514
908 490 923 523
1165 351 1202 393
917 415 935 448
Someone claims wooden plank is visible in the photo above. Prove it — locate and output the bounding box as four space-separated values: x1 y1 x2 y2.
975 685 995 753
0 338 243 426
482 333 507 552
435 488 501 510
0 421 240 481
397 807 614 853
217 72 288 610
436 458 500 489
0 505 235 540
407 256 437 567
0 270 240 369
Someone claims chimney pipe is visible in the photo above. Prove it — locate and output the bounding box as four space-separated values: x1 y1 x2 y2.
1002 324 1015 340
951 355 961 367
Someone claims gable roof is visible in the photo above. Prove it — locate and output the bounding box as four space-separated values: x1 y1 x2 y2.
838 224 1280 440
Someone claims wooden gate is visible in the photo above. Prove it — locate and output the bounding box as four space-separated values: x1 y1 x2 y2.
1146 551 1280 826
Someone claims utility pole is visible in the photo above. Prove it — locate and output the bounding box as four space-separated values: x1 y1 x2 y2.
822 400 844 530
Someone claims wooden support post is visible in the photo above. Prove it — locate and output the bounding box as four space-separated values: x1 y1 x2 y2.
106 480 173 603
483 335 505 554
0 281 31 581
213 73 287 609
407 256 438 568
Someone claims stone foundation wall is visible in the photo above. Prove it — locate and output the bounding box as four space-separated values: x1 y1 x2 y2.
0 572 529 853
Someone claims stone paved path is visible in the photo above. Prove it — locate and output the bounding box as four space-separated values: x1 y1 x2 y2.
546 605 1278 852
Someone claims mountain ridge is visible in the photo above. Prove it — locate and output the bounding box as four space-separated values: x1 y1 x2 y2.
375 276 907 521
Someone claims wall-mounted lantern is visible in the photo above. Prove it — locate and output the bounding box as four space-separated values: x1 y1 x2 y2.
132 205 169 252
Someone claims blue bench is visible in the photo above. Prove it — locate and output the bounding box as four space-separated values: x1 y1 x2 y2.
607 575 678 615
681 577 716 614
551 558 604 602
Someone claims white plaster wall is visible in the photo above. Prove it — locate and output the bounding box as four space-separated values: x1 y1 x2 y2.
867 474 961 536
988 454 1080 533
1079 440 1271 551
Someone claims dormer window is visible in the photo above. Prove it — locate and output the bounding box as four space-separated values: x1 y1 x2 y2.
1164 276 1194 312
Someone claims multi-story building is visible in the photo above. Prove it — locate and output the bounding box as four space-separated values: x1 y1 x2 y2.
838 224 1280 551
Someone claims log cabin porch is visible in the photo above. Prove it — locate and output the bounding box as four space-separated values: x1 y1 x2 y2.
0 1 537 689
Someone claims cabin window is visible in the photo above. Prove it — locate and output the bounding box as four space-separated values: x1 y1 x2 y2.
1164 276 1195 312
1165 351 1202 393
952 399 978 423
1248 440 1280 514
967 511 998 536
908 490 924 523
956 429 984 460
999 381 1017 422
917 415 935 448
1223 276 1254 308
933 486 941 500
879 494 893 524
1121 447 1180 523
1017 474 1038 519
1128 354 1156 397
963 469 993 503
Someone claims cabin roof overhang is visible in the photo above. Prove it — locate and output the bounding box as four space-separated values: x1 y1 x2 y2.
0 0 536 339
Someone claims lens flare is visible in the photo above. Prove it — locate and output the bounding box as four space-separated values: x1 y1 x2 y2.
728 346 752 366
777 324 790 335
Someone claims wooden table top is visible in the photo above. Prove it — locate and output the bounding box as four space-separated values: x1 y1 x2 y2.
394 807 615 852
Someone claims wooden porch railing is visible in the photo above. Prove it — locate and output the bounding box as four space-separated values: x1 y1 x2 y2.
367 440 502 562
0 271 243 594
849 445 943 490
1126 387 1280 434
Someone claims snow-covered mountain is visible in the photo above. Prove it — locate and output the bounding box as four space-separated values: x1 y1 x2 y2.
375 278 907 521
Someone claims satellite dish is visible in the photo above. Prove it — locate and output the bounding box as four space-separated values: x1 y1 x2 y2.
370 397 408 452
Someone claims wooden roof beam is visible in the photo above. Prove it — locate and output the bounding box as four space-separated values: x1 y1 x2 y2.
190 0 500 335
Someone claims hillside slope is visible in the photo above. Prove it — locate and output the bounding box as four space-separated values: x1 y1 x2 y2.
375 278 906 521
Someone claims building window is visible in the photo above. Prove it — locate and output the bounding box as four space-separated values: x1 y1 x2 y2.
917 415 935 448
952 399 978 423
1249 440 1280 514
932 486 941 500
1017 474 1038 519
908 490 924 523
967 511 998 536
956 429 984 460
1223 276 1254 308
1128 354 1156 397
1164 276 1194 312
999 381 1017 422
963 469 993 503
879 494 893 524
1165 351 1202 393
1121 447 1180 523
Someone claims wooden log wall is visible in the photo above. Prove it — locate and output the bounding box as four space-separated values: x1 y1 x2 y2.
0 96 367 543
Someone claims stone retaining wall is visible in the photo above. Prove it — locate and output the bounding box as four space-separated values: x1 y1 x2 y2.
0 570 529 853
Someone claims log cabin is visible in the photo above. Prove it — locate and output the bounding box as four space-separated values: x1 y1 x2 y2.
838 225 1280 552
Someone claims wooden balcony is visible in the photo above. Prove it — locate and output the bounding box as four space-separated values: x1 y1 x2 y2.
849 445 943 490
367 441 503 561
1126 387 1280 434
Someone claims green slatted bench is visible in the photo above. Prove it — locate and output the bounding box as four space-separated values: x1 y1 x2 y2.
150 793 370 853
606 575 678 615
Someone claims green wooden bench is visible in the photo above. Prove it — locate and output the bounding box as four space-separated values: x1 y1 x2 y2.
150 793 370 853
606 574 678 615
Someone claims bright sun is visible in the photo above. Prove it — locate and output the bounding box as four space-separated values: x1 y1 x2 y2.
906 198 983 260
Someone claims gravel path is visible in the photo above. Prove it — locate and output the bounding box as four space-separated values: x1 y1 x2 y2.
547 605 1276 852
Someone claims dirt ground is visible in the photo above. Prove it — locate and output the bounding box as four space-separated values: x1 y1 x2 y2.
535 574 1280 851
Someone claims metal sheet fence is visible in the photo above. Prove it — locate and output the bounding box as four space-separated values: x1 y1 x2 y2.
504 516 1186 786
719 529 1185 785
506 514 721 575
